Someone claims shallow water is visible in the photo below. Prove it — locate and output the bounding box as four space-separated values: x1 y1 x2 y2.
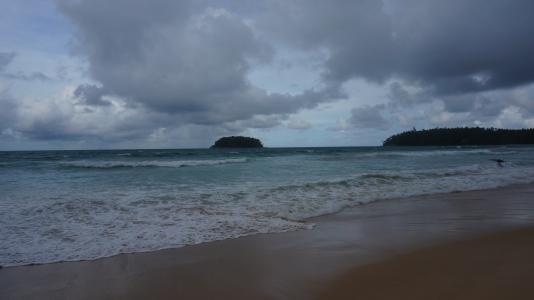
1 146 534 266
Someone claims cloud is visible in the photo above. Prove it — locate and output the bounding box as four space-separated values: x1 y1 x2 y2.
0 52 16 71
287 119 312 130
258 0 394 83
0 51 52 81
390 0 534 95
260 0 534 95
349 104 390 130
0 88 18 134
234 115 285 129
2 72 52 81
387 82 429 107
0 84 253 148
58 0 340 128
73 84 110 106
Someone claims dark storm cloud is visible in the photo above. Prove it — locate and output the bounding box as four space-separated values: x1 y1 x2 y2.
391 0 534 95
258 0 394 83
58 0 341 128
74 84 110 106
261 0 534 95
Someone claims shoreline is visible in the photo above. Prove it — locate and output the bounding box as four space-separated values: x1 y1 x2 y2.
1 183 534 299
3 181 533 269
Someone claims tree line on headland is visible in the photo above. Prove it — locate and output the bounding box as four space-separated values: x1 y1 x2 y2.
383 127 534 146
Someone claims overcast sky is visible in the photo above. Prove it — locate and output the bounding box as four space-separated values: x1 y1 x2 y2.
1 0 534 150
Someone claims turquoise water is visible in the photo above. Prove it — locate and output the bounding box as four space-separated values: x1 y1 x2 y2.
1 146 534 266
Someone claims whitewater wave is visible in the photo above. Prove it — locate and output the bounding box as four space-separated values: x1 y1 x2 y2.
61 158 248 169
248 163 534 220
359 148 502 158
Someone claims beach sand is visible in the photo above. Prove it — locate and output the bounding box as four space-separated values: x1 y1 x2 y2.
318 227 534 300
1 183 534 299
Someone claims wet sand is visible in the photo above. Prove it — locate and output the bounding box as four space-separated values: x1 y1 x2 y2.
1 183 534 299
318 228 534 300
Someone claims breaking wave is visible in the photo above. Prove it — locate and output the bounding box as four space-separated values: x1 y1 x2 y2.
61 158 248 169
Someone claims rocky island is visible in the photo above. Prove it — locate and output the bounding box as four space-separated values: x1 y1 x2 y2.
210 136 263 148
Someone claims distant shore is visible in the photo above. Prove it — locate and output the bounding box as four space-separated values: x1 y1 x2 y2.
383 127 534 146
1 183 534 299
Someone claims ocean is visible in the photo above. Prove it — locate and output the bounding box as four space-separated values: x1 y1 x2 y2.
1 146 534 266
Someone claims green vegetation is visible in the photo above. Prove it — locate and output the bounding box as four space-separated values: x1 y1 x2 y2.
211 136 263 148
383 127 534 146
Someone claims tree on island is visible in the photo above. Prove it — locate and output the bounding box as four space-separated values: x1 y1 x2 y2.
383 127 534 146
210 136 263 148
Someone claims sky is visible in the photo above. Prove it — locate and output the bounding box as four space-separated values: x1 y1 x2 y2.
1 0 534 150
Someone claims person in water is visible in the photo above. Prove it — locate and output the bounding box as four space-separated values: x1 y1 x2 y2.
491 159 505 167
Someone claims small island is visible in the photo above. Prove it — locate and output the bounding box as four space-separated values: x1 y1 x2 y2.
210 136 263 148
383 127 534 146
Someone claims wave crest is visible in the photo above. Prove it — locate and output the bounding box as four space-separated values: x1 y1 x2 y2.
61 158 248 169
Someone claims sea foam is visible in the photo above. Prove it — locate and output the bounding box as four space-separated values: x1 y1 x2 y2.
61 158 248 169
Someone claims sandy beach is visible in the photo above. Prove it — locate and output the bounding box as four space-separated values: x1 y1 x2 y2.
1 183 534 300
319 227 534 300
